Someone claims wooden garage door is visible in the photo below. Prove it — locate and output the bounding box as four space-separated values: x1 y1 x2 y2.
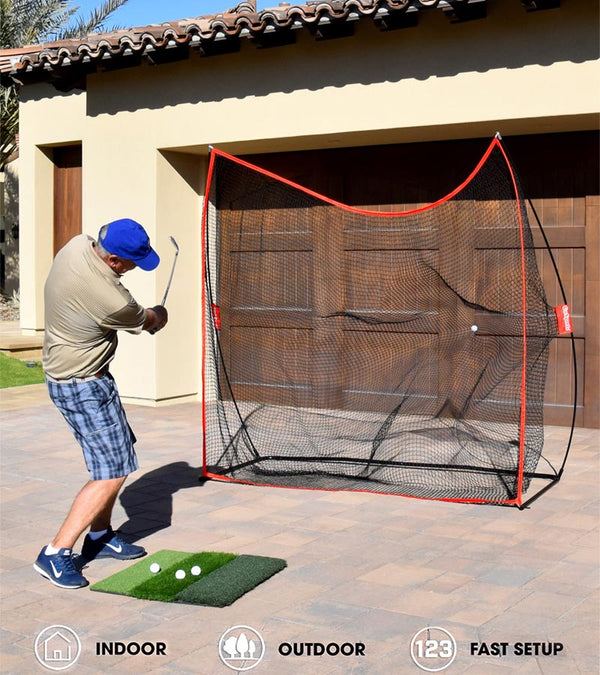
237 131 599 428
53 145 82 256
219 196 444 417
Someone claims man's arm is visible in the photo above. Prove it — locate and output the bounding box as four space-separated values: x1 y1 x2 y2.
143 305 169 333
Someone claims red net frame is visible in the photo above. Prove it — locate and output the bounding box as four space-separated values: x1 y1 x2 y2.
201 136 575 508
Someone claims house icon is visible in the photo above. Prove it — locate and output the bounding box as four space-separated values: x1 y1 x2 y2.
35 625 81 670
43 631 73 662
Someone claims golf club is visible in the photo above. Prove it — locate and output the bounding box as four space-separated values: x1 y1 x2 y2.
150 235 179 334
161 236 179 306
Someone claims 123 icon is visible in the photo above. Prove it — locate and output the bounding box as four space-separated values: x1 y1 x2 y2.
410 626 457 672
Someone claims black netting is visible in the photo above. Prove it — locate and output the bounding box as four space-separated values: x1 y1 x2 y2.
202 138 567 506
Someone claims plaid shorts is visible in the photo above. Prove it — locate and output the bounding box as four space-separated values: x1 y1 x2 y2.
46 373 138 480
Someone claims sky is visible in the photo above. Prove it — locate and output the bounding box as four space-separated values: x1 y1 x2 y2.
68 0 269 31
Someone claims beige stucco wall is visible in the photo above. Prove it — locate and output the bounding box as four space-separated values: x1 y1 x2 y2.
18 89 86 332
16 0 600 404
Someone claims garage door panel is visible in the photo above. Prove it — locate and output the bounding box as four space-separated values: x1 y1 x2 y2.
229 326 313 391
345 250 438 316
343 331 438 395
544 337 584 426
228 251 312 311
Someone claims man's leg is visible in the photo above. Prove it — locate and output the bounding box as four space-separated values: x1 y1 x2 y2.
51 476 126 550
33 476 127 589
90 481 124 532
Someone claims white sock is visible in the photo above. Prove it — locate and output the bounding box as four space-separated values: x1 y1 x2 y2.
88 529 108 540
45 544 60 555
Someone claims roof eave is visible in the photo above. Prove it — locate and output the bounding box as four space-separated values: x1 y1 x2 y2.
0 0 560 92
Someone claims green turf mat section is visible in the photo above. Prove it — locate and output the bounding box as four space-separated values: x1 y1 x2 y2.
90 550 287 607
90 550 236 601
90 550 190 595
176 554 287 608
133 552 236 602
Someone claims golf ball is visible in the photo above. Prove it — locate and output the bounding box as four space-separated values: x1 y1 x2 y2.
471 325 478 332
191 565 201 576
150 563 161 573
175 569 186 580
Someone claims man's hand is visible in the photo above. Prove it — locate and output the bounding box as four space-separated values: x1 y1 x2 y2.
144 305 168 334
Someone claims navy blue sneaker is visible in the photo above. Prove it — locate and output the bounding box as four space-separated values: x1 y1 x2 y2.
33 547 89 589
80 527 146 561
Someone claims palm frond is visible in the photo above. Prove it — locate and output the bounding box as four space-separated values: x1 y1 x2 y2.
1 1 131 47
1 83 19 168
1 0 133 168
60 0 130 39
1 1 78 47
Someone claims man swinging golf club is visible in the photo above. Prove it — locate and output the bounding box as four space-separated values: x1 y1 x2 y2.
34 218 168 589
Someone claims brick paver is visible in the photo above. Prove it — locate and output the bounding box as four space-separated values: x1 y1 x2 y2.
1 383 598 673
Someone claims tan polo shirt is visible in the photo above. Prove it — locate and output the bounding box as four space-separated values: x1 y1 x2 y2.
43 234 147 379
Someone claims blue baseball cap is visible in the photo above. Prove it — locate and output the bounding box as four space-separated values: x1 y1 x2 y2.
100 218 160 271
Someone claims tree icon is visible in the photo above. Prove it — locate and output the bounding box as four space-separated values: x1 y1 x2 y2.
223 636 237 660
237 632 249 658
219 625 265 671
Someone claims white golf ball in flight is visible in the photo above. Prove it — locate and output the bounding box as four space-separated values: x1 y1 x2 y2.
191 565 201 576
150 563 161 573
175 569 186 580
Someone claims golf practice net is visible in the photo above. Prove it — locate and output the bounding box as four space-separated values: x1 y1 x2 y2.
202 136 575 508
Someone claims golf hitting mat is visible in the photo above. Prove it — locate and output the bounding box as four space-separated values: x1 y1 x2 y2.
90 550 286 607
201 135 575 508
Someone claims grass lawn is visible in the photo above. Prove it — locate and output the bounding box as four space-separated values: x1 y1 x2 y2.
0 353 45 388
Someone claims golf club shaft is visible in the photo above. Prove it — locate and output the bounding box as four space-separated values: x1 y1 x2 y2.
150 236 179 334
161 249 179 305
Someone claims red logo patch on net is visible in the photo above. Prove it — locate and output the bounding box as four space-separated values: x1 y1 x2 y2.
554 305 572 334
211 304 221 330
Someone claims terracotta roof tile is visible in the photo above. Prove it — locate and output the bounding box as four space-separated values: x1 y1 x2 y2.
0 0 549 86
